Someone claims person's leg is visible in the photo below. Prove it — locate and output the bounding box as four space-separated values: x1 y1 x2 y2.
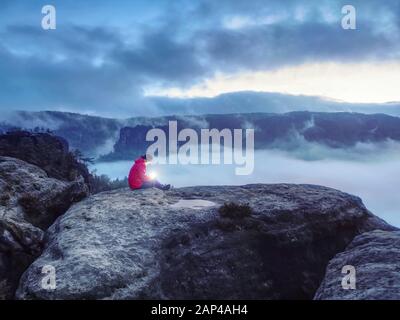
152 180 167 190
141 180 170 190
140 181 156 189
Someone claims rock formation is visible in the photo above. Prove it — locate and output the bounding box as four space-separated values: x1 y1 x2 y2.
0 131 90 183
314 230 400 300
0 131 91 299
0 156 89 299
16 184 395 300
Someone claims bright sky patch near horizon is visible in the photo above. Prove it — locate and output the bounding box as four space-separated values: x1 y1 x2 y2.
145 61 400 103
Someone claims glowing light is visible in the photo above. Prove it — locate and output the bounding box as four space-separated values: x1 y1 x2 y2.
149 171 157 180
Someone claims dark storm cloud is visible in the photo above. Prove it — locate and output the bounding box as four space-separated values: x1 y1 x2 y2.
3 24 122 58
199 22 397 72
0 0 399 116
0 28 150 117
196 0 400 20
112 30 208 85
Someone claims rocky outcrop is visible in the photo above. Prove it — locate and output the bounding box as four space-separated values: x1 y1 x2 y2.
314 230 400 300
16 184 394 300
0 157 89 299
0 131 90 183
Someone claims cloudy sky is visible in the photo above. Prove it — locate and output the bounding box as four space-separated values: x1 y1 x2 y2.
1 0 400 117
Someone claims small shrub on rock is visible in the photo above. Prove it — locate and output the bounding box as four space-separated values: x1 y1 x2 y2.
218 202 253 219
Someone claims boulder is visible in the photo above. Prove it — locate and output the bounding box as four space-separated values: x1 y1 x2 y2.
0 157 89 299
0 131 90 183
16 184 395 300
314 230 400 300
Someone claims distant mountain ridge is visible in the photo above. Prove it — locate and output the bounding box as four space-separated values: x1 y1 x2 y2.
148 91 400 117
1 110 400 161
104 111 400 161
3 91 400 119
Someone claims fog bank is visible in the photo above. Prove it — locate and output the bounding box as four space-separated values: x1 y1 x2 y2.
92 147 400 227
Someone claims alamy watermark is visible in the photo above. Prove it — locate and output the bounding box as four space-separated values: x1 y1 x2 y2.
41 5 56 30
342 5 356 30
41 265 56 290
40 4 356 32
341 265 356 290
145 121 255 175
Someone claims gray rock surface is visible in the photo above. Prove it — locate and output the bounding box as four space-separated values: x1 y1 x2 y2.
16 184 394 300
314 230 400 300
0 156 89 299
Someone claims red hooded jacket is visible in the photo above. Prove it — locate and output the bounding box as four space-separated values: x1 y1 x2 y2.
128 157 151 189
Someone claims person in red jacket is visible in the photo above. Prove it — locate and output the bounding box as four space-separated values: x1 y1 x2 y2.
128 154 170 190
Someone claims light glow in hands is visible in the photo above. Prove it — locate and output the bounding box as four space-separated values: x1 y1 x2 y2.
149 171 157 180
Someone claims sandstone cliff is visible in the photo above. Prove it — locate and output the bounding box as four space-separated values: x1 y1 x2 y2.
15 184 395 300
0 157 89 299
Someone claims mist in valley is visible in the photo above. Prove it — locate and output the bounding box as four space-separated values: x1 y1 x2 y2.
92 142 400 227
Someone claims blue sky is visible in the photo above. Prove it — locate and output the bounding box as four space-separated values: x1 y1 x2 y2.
1 0 400 117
